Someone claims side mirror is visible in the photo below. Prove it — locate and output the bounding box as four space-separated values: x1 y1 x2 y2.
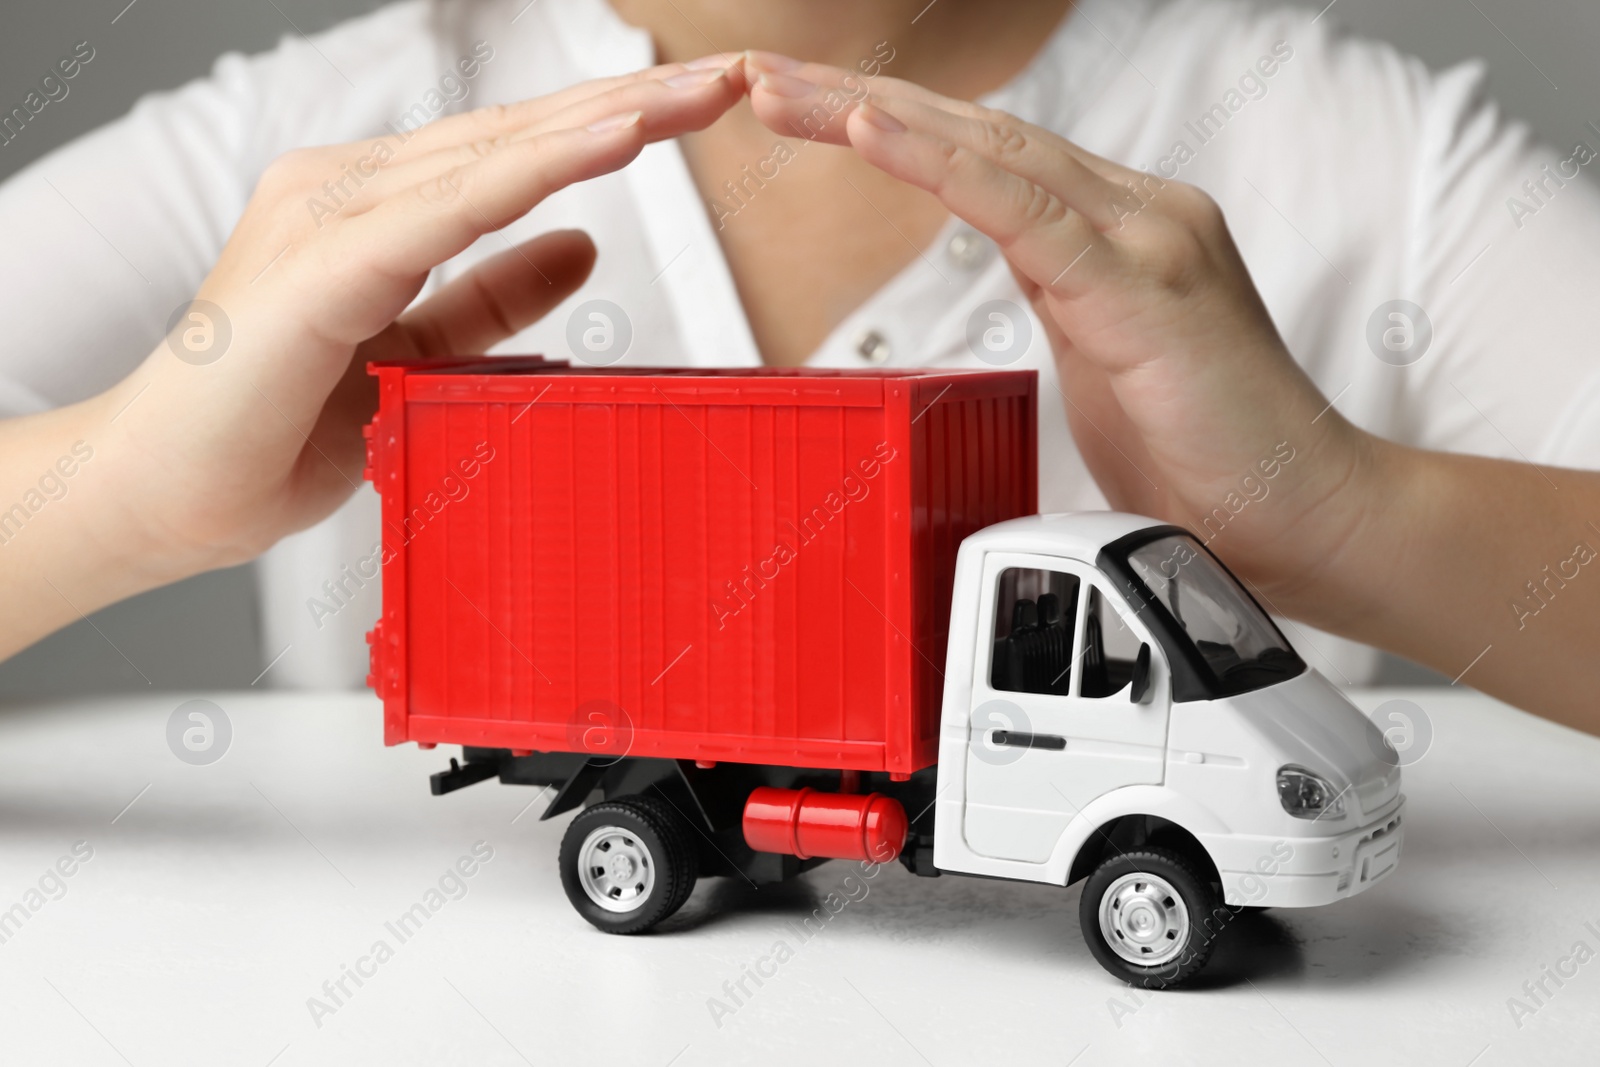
1130 643 1153 704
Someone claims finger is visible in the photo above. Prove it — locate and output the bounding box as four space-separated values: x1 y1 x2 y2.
313 119 646 340
533 64 747 137
397 229 596 356
359 59 749 272
860 95 1133 230
747 70 868 146
400 53 747 154
290 230 592 482
746 53 954 148
843 103 1116 299
747 55 1134 185
329 67 745 217
290 229 598 497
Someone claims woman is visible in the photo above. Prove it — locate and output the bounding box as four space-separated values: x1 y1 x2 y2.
1 0 1596 729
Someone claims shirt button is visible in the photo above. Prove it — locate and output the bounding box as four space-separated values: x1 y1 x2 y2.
946 228 992 270
856 329 892 364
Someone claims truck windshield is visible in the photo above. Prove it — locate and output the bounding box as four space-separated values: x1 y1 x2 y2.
1124 535 1301 691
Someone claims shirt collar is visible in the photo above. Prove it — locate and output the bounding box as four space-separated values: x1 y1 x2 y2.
500 0 1153 370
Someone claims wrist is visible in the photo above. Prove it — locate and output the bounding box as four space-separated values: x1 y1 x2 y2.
0 391 187 661
73 379 207 593
1242 417 1402 631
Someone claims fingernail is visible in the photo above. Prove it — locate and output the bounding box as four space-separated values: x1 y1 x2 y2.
663 68 724 89
586 110 643 133
685 53 733 70
745 49 803 73
857 102 907 133
756 72 815 99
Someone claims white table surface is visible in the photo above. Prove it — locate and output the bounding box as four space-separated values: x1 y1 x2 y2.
0 687 1595 1067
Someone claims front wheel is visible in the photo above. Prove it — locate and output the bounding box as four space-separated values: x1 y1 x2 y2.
559 795 698 934
1079 847 1224 988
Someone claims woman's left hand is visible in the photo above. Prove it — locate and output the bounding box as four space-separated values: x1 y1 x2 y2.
745 53 1379 614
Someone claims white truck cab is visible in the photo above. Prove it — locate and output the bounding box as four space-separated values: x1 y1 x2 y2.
933 513 1405 985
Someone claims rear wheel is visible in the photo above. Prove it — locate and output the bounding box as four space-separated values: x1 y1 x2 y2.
560 795 697 934
1079 847 1223 988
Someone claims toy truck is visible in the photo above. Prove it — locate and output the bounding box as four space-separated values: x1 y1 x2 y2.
363 359 1403 987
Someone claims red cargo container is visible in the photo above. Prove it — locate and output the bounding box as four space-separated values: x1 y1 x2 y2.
365 359 1036 777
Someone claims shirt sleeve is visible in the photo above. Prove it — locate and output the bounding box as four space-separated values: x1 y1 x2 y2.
0 0 441 416
0 48 260 414
1401 57 1600 472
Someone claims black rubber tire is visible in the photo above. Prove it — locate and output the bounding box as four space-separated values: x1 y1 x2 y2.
1079 847 1225 989
559 795 698 935
661 806 701 917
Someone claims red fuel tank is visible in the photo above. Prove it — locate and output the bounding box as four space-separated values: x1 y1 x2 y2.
743 786 908 864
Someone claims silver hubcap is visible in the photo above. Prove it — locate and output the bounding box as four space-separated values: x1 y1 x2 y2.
1099 871 1190 966
577 825 656 913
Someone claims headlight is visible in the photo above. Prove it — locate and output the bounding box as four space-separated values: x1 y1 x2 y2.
1277 765 1346 820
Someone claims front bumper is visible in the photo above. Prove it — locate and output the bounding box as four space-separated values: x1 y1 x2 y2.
1211 795 1405 909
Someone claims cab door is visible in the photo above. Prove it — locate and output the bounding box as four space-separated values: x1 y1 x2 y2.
963 552 1171 863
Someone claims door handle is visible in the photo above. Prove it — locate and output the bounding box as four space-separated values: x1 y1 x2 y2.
991 729 1066 751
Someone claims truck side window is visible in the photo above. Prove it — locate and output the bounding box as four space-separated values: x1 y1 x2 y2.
990 568 1079 696
1079 587 1143 699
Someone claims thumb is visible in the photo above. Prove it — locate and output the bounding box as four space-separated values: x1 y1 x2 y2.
397 228 597 357
295 228 597 493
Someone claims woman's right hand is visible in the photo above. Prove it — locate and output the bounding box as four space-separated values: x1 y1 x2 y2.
102 54 748 579
0 54 747 663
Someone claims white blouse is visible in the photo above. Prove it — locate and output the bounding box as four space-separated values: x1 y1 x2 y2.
3 0 1598 688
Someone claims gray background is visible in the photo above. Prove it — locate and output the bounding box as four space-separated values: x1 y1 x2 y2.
2 0 1592 695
